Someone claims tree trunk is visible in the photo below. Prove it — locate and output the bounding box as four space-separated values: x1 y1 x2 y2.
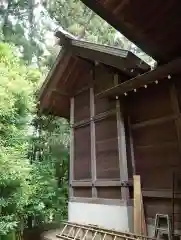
27 216 33 229
2 0 12 38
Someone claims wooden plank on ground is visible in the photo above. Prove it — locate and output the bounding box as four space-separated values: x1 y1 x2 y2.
133 175 147 235
134 175 142 234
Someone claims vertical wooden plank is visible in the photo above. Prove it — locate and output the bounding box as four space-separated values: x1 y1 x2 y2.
90 73 97 197
69 97 74 197
170 82 181 155
133 175 142 234
133 175 147 235
141 195 147 236
114 74 129 200
128 117 136 175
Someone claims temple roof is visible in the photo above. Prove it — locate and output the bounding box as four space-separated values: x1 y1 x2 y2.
81 0 181 64
39 31 149 118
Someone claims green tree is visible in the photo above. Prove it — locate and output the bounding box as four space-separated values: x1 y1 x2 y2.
47 0 155 65
0 1 70 237
47 0 124 47
0 41 69 237
0 0 49 64
0 43 36 147
27 114 69 227
0 42 35 235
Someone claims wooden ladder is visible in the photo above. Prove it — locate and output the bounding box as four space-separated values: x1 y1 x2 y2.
154 214 172 240
56 221 155 240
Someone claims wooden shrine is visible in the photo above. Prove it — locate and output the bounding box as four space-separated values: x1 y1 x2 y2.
39 0 181 235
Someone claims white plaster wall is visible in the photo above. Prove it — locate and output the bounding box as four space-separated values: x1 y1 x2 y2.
147 224 155 237
68 201 133 232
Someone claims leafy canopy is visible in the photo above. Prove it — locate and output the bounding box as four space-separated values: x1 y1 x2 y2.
0 42 69 235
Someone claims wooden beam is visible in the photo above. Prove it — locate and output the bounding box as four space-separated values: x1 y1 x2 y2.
94 180 121 187
51 89 69 97
141 194 147 235
70 38 150 72
142 189 181 199
71 181 92 187
73 119 90 128
135 164 180 171
70 46 149 78
113 0 129 15
169 83 181 155
39 49 67 99
64 58 78 84
96 137 118 145
70 41 135 76
80 0 162 62
97 58 181 98
70 186 181 199
95 179 133 187
90 86 97 198
93 109 116 122
134 175 147 235
71 45 128 73
73 109 116 128
131 115 176 130
134 175 142 234
114 74 129 200
69 197 132 206
75 85 91 96
39 50 72 108
71 39 128 59
135 141 178 150
69 97 74 197
71 179 133 187
56 30 149 76
128 117 136 175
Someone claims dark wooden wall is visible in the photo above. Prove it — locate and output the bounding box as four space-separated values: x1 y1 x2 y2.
126 76 181 226
69 59 181 228
70 63 131 203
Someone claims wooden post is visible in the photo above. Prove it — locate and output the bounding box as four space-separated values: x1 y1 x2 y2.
69 97 74 197
133 175 147 235
134 175 142 234
114 74 129 200
128 117 136 175
170 82 181 155
90 73 97 198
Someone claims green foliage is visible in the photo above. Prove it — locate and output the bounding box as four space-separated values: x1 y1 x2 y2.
27 115 69 224
48 0 124 47
0 148 31 234
0 0 49 64
0 42 34 234
47 0 155 65
0 42 69 236
0 43 35 147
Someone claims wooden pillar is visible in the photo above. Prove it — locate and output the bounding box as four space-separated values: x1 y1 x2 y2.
69 97 74 197
170 82 181 155
128 117 136 175
90 70 97 197
114 74 129 200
